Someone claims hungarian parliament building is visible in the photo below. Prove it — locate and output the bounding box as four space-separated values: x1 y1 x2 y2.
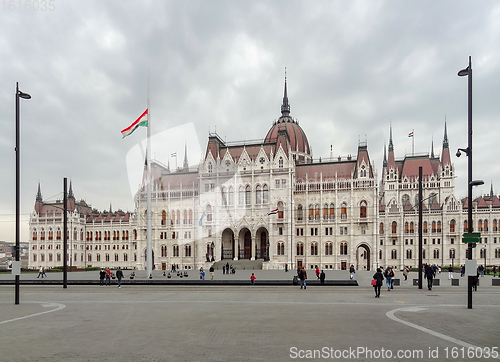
28 81 500 271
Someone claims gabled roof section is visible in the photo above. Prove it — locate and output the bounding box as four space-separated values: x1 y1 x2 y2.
295 160 357 182
401 156 434 180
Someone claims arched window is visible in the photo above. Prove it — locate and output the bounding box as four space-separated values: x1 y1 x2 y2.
97 254 101 262
183 210 187 225
340 242 348 255
296 243 304 256
464 220 468 232
391 249 397 259
325 242 333 255
309 205 314 220
184 245 191 257
423 221 428 234
341 203 347 220
171 211 175 225
176 210 180 224
404 222 409 234
124 254 128 262
379 223 384 234
484 220 489 232
245 185 251 205
379 250 382 260
41 229 45 241
114 253 119 262
449 219 456 233
315 204 320 220
279 157 283 169
410 222 414 234
310 242 318 256
228 187 234 206
278 201 284 219
437 221 441 233
433 249 440 259
161 245 167 257
73 228 77 240
406 249 412 259
221 187 227 206
323 204 329 220
480 249 486 259
48 253 53 262
88 254 92 262
106 254 110 262
329 203 335 219
173 245 179 257
360 200 367 218
297 205 303 221
493 219 498 232
162 210 167 226
449 249 456 259
189 210 193 224
134 229 137 240
32 228 37 241
255 185 261 204
206 205 212 222
239 186 244 205
478 219 483 232
208 163 212 173
262 184 269 204
277 242 285 255
392 221 397 234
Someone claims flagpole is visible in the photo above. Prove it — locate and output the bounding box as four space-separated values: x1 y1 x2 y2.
146 75 153 278
412 129 414 156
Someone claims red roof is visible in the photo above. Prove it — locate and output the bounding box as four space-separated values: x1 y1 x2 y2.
264 117 310 155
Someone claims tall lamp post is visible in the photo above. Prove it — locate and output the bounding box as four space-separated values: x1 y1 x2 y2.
15 83 31 305
457 56 484 309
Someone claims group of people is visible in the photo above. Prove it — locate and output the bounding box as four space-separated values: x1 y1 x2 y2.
37 266 47 278
372 265 400 297
222 262 235 275
99 267 124 288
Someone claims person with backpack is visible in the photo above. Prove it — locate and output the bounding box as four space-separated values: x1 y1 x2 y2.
298 267 307 289
250 273 256 285
349 264 356 280
373 268 384 298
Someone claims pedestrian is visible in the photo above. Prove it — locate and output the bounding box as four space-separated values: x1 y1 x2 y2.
349 264 355 280
384 266 394 291
448 266 454 280
37 266 44 278
42 267 46 277
285 264 288 272
479 265 485 277
424 264 435 290
116 267 123 288
472 269 479 291
403 266 409 281
373 268 384 298
320 270 325 285
493 266 497 277
250 273 256 285
105 267 111 286
461 264 465 277
298 267 307 289
315 266 320 280
209 265 214 280
222 265 226 274
199 267 204 280
226 262 229 274
99 268 106 286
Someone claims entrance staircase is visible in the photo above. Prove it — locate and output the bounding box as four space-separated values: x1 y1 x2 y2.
211 259 264 271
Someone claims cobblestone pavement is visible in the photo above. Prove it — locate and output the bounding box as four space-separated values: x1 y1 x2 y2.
1 277 499 362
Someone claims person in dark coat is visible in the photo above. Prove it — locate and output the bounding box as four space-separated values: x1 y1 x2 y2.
320 270 325 285
298 267 307 289
424 264 435 290
373 268 384 298
116 267 124 288
99 269 106 286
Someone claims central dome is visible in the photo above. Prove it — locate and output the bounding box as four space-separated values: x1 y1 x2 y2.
263 76 310 155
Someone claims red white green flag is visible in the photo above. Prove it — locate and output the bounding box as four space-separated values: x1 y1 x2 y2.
121 109 148 138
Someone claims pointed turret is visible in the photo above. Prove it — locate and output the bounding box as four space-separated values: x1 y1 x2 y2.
183 142 189 171
491 183 494 198
36 182 43 202
280 68 290 117
109 203 113 214
383 143 387 167
441 122 451 166
431 137 435 159
68 181 74 199
387 125 395 169
35 183 43 214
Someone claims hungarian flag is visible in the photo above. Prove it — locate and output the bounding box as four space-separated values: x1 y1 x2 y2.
267 208 278 216
121 109 148 138
408 131 414 138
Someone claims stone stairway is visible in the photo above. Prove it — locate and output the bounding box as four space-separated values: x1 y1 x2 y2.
211 259 264 271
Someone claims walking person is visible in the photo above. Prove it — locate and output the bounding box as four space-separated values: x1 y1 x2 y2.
42 267 47 278
384 266 394 291
99 269 106 286
448 266 454 280
298 267 307 289
209 265 214 280
424 264 435 291
403 266 409 281
116 267 123 288
222 265 226 275
37 266 44 278
373 268 384 298
320 270 325 285
461 264 465 277
349 264 356 280
250 273 256 285
315 266 320 280
226 262 229 274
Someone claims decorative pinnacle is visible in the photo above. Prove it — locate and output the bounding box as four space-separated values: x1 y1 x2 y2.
281 67 290 117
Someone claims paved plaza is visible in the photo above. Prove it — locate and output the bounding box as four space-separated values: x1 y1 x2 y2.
1 271 499 362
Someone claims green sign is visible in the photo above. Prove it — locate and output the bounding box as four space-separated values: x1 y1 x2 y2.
462 232 480 243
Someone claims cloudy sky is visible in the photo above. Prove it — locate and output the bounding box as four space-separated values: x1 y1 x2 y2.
1 0 499 242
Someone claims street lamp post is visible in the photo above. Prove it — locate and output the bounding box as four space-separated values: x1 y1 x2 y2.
15 82 31 305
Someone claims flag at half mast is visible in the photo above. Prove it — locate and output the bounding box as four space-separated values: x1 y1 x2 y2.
121 109 148 138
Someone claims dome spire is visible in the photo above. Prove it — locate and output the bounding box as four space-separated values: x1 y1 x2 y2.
281 67 290 117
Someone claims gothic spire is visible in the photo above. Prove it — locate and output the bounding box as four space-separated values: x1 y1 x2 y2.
443 121 449 149
36 182 43 202
388 124 394 153
280 67 290 117
431 136 435 158
68 180 74 199
491 183 494 197
383 142 387 167
183 142 189 170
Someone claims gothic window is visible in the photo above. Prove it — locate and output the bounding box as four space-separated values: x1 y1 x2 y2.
325 242 333 255
484 220 488 232
392 221 397 234
432 221 436 233
32 229 37 241
410 222 414 234
277 242 285 255
189 210 193 224
423 221 428 234
176 210 180 224
315 204 320 220
360 200 367 218
297 205 303 221
161 245 167 257
239 186 244 205
391 249 397 259
437 221 441 233
185 245 191 257
245 185 251 205
309 205 314 220
433 249 439 259
341 203 347 220
450 219 456 233
228 187 234 206
296 243 304 256
406 249 412 259
208 163 212 174
173 245 179 257
323 204 328 220
162 210 167 226
279 157 283 169
221 187 227 206
310 242 318 256
340 242 348 255
278 201 284 219
379 223 384 234
404 222 409 234
329 203 335 219
464 220 468 232
262 184 268 204
124 254 128 262
493 219 498 232
449 249 456 259
256 185 261 204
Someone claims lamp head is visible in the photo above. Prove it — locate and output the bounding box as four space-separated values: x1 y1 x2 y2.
469 180 484 187
456 150 461 158
18 91 31 99
458 67 469 77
